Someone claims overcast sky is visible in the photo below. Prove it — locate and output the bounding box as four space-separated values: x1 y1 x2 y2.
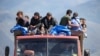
0 0 91 17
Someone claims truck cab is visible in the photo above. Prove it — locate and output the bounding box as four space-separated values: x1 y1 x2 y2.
14 35 82 56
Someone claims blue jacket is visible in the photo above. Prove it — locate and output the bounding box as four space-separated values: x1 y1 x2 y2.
10 24 28 35
49 25 71 36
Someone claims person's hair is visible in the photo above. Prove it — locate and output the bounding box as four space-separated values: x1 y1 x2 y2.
16 11 23 16
66 9 72 14
25 15 29 19
34 12 40 17
80 18 86 20
5 46 9 56
71 12 78 19
73 12 78 17
80 18 86 27
46 12 52 16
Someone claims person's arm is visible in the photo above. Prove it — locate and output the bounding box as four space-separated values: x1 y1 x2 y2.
30 18 36 28
82 25 87 32
35 19 41 27
68 20 80 27
47 18 57 32
30 25 36 28
82 28 87 33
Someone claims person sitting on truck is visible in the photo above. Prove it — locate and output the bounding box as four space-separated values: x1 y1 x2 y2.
10 18 28 35
80 18 87 38
71 12 82 31
41 12 57 34
36 23 47 35
50 9 73 36
16 11 24 25
10 11 28 35
60 9 72 27
30 12 41 34
11 11 32 36
71 12 84 53
70 12 84 36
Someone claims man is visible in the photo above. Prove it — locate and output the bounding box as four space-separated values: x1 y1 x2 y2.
12 11 28 36
71 12 84 53
60 9 79 28
70 12 84 36
41 12 57 33
10 12 29 52
60 9 72 26
10 18 28 36
16 11 24 25
49 10 73 36
71 12 82 31
30 12 41 34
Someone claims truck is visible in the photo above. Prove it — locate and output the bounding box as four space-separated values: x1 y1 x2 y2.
12 35 90 56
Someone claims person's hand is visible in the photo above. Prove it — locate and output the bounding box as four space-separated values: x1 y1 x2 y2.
30 25 36 28
33 26 36 28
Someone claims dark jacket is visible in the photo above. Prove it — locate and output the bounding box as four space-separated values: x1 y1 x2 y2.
24 22 30 28
16 18 24 26
41 16 57 29
30 17 41 27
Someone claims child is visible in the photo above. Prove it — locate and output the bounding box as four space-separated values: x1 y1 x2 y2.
80 18 87 38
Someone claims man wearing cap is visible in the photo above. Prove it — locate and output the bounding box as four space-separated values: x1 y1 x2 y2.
41 12 57 33
30 12 41 34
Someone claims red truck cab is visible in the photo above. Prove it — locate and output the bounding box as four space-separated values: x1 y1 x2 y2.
14 35 82 56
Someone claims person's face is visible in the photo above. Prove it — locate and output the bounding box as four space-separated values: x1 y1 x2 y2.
83 20 86 24
47 15 52 20
73 13 78 17
75 14 78 17
69 12 72 16
80 20 86 24
18 14 23 18
34 15 39 19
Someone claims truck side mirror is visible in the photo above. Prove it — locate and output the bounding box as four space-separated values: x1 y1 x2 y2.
5 46 10 56
84 49 90 56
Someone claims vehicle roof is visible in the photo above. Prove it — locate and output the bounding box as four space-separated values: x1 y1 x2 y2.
16 35 79 40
